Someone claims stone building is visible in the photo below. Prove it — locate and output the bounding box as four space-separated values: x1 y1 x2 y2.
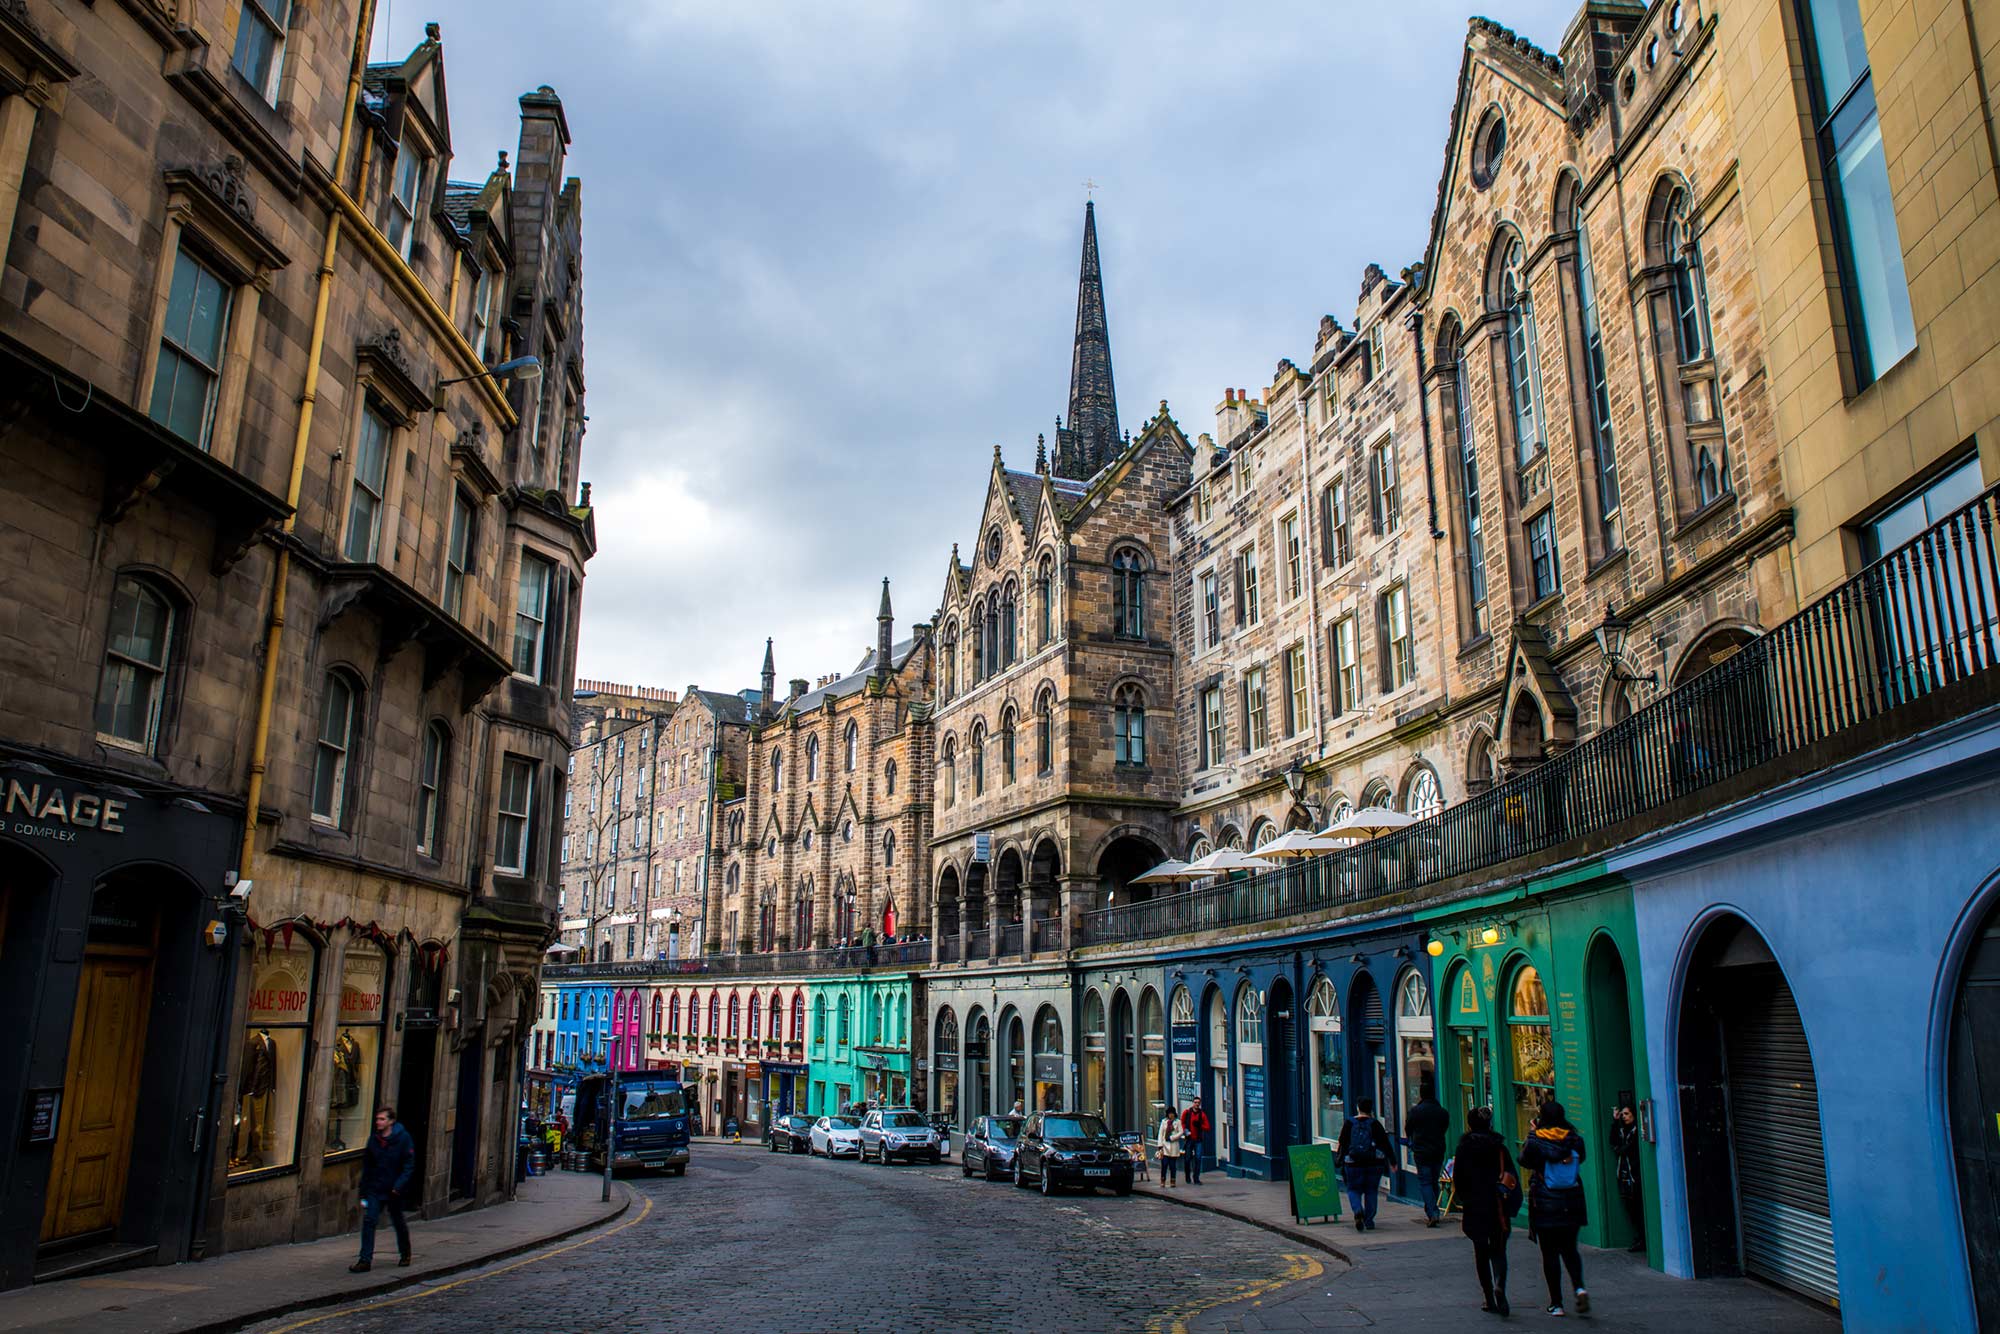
0 2 588 1288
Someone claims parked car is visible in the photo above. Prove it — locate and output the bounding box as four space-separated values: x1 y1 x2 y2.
768 1113 815 1154
859 1107 943 1164
1012 1111 1134 1196
810 1114 862 1159
961 1115 1025 1181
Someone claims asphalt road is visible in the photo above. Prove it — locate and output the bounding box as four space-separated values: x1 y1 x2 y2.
245 1147 1325 1334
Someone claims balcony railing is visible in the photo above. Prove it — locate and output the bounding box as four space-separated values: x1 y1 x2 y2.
544 938 934 981
999 922 1024 955
1029 916 1062 954
936 935 960 963
967 928 990 960
1082 481 2000 945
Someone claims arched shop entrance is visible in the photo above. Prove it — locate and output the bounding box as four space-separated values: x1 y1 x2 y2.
1000 1010 1025 1113
1032 1006 1065 1111
1110 988 1136 1131
1949 893 2000 1332
1678 915 1836 1306
1445 962 1491 1129
933 1007 960 1126
965 1009 991 1121
1586 937 1640 1250
1266 977 1298 1162
1348 972 1387 1131
1307 976 1345 1145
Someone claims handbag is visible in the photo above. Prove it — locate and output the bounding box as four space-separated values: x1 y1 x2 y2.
1499 1168 1524 1219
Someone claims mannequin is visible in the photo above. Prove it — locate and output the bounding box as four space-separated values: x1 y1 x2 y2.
328 1030 363 1150
234 1028 278 1167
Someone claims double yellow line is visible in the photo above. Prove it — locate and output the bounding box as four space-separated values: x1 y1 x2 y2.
1145 1251 1326 1334
263 1194 655 1332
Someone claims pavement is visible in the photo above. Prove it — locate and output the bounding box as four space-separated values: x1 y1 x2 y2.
0 1168 629 1334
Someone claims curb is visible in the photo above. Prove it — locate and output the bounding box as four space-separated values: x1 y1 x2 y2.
186 1182 635 1334
1132 1185 1353 1267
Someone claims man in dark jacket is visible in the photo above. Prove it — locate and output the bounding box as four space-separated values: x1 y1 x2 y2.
1335 1099 1395 1231
351 1105 416 1273
1404 1086 1451 1225
1180 1097 1211 1184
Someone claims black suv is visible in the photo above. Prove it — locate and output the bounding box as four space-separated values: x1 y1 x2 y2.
1012 1111 1134 1196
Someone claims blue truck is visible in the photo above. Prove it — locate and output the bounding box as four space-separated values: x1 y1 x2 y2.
573 1072 691 1176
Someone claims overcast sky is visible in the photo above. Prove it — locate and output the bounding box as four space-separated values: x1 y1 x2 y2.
374 0 1575 697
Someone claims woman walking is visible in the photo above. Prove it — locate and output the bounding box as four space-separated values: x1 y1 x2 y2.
1610 1104 1645 1251
1521 1101 1590 1316
1156 1105 1183 1187
1453 1106 1515 1316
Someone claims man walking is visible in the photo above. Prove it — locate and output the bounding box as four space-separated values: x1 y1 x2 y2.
1180 1095 1211 1185
350 1104 415 1273
1336 1098 1394 1230
1406 1083 1451 1225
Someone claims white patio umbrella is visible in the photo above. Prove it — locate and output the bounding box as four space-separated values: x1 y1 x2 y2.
1246 830 1345 860
1131 858 1203 883
1318 805 1417 841
1184 847 1266 875
544 940 581 955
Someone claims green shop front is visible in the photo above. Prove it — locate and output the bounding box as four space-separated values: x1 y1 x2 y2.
806 973 914 1115
1417 865 1658 1258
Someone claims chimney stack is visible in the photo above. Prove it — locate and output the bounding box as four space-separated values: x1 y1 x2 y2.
789 678 809 700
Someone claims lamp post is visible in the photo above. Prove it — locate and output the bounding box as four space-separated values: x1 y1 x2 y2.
1595 604 1660 691
1281 758 1321 826
431 355 541 411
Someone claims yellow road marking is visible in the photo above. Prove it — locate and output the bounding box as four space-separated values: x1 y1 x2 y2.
261 1193 655 1333
1145 1251 1326 1334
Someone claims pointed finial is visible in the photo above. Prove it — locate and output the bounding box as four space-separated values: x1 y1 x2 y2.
497 149 510 172
993 443 1003 464
1084 178 1098 202
425 21 441 42
1036 434 1047 473
878 577 893 619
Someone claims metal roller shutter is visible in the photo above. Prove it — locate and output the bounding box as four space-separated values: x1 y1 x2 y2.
1723 964 1839 1306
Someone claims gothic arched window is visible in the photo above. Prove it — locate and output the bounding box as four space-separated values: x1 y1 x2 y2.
999 707 1017 784
843 720 858 772
1496 235 1546 466
1111 548 1144 639
940 737 956 808
1036 689 1055 774
970 721 986 796
1112 684 1146 766
1036 555 1055 648
1001 582 1019 666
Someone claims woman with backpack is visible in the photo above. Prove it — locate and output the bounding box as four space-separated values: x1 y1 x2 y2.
1453 1106 1516 1316
1520 1100 1590 1317
1335 1098 1394 1231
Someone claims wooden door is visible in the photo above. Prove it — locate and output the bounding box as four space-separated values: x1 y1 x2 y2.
41 951 154 1242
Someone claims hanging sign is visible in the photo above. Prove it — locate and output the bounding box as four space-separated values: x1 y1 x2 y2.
973 832 992 863
1170 1023 1199 1054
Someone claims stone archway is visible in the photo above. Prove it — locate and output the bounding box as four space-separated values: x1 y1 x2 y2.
1097 834 1167 908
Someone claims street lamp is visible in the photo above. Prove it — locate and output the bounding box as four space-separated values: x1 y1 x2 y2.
1282 758 1320 824
431 355 541 411
1595 603 1659 689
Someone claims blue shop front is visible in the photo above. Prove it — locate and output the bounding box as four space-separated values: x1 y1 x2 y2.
761 1062 809 1122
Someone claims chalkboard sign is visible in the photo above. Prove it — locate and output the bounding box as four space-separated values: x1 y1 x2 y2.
1285 1142 1342 1224
24 1088 61 1145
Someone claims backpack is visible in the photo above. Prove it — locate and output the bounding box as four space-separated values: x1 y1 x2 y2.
1346 1117 1386 1169
1540 1140 1581 1190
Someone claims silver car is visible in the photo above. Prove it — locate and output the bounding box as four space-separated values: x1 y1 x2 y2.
810 1114 862 1158
859 1107 942 1164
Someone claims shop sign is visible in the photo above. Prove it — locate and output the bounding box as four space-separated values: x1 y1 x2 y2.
935 1051 959 1073
1173 1058 1197 1105
1032 1053 1062 1082
3 774 132 842
973 832 992 862
248 944 313 1024
340 950 386 1019
23 1088 61 1145
1285 1143 1342 1223
1170 1023 1198 1054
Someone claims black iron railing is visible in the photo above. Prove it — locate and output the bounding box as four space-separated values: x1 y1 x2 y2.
968 928 990 960
1081 482 2000 945
1030 916 1062 953
999 922 1024 955
544 938 932 982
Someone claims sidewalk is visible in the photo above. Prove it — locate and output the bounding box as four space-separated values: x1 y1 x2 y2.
0 1168 629 1334
1132 1171 1837 1330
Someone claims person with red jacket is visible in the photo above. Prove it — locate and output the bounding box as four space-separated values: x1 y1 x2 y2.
1179 1096 1211 1184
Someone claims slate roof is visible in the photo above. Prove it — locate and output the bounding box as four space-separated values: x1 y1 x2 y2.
689 688 762 723
781 637 919 716
442 181 483 231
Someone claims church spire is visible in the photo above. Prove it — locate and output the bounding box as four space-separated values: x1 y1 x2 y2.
1055 200 1120 481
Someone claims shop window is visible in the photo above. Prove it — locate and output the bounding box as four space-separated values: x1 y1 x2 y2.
1139 989 1166 1126
232 932 317 1176
1235 986 1266 1151
94 575 178 754
1033 1008 1065 1112
1308 977 1344 1143
1083 991 1108 1117
1508 965 1554 1142
1395 970 1436 1171
327 942 388 1155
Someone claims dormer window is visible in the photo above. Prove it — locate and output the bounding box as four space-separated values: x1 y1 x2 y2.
232 0 291 104
386 143 430 261
470 262 495 358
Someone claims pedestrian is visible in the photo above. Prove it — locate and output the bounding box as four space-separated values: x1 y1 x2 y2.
1610 1104 1645 1252
1010 1097 1025 1116
1521 1100 1590 1317
349 1104 414 1273
1405 1083 1451 1227
1453 1105 1516 1316
1156 1105 1183 1188
1335 1098 1394 1231
1179 1096 1210 1184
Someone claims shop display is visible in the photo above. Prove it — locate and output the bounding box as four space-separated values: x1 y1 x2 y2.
328 944 386 1155
232 937 314 1175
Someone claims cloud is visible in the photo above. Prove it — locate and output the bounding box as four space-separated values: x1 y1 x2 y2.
379 0 1580 693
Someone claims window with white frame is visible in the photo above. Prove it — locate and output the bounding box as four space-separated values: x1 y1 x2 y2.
148 248 233 450
95 576 176 753
1285 641 1308 737
385 143 430 262
443 489 474 617
1369 436 1400 535
1281 511 1303 599
1243 666 1269 753
497 755 536 873
1200 569 1221 648
512 551 554 679
343 405 392 563
311 670 360 825
231 0 291 102
417 720 448 855
1332 617 1361 715
1382 584 1414 690
1201 686 1225 769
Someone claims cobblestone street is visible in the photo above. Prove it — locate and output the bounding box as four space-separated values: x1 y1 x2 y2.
232 1148 1837 1334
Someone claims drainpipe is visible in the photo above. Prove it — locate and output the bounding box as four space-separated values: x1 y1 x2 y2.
1408 305 1443 539
238 0 378 879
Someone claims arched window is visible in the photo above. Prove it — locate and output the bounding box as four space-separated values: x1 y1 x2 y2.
1360 779 1391 810
668 991 682 1036
708 992 720 1036
1507 965 1553 1140
312 668 363 826
1001 582 1018 666
969 597 986 681
768 990 783 1040
871 993 885 1044
1496 235 1546 466
771 749 783 793
941 621 958 700
844 720 858 771
1235 985 1267 1151
970 722 986 796
95 574 177 753
940 737 956 808
1112 684 1146 766
837 994 852 1047
748 991 761 1041
885 759 898 795
1404 767 1444 819
1395 969 1436 1164
882 830 896 868
1082 990 1109 1116
1437 318 1486 634
1307 977 1343 1142
794 878 814 947
1111 548 1145 639
812 994 827 1045
1662 184 1729 505
1037 554 1055 648
999 708 1016 784
417 720 449 856
728 992 741 1037
791 990 805 1042
985 595 1001 678
1036 690 1055 774
1567 183 1622 548
805 735 819 782
1251 820 1278 849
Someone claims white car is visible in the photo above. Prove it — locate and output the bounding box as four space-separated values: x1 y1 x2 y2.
810 1114 862 1158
